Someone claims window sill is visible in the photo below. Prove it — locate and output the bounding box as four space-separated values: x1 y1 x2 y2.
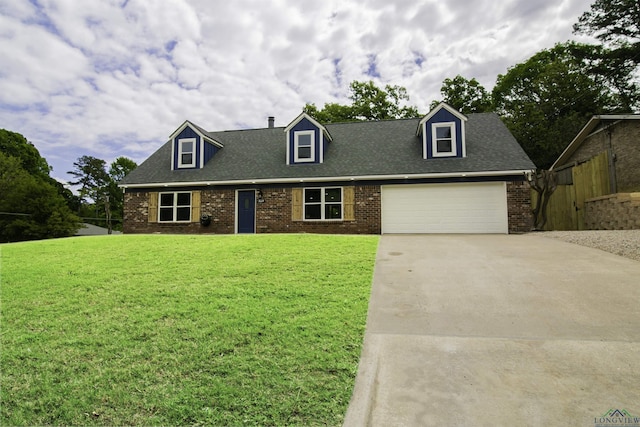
292 219 355 223
157 221 192 224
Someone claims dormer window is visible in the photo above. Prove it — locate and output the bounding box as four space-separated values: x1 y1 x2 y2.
285 112 333 165
169 121 223 171
294 130 315 162
432 123 457 157
417 103 467 160
178 138 196 168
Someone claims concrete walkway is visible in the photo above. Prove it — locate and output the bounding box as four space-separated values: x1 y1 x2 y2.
344 234 640 427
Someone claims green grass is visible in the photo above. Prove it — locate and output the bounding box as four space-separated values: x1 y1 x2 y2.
0 234 379 426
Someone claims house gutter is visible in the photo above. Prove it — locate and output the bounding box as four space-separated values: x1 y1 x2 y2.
119 169 532 189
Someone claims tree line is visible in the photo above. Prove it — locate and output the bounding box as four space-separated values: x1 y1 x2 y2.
67 155 137 234
0 129 136 243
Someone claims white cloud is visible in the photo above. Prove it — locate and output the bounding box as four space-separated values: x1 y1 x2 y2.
0 0 596 182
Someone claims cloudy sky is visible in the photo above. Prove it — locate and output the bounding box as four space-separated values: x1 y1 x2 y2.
1 0 595 184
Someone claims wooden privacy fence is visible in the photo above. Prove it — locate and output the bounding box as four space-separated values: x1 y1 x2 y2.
533 151 610 230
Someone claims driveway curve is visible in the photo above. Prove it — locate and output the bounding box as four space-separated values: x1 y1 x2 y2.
344 234 640 427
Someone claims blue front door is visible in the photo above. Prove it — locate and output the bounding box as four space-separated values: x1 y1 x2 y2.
237 190 256 233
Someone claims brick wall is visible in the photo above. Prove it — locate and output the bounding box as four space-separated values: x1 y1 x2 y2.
256 185 381 234
124 182 530 234
202 189 236 233
507 180 533 233
123 190 236 234
584 193 640 230
124 185 381 234
611 122 640 192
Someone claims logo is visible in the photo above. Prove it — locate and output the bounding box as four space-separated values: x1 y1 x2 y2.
594 409 640 427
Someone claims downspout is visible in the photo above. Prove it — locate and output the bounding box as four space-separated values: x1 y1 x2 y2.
606 128 617 194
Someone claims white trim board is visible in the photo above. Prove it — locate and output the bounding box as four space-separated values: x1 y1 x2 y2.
120 170 532 189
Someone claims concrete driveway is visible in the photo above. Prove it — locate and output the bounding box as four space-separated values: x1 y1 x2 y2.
344 234 640 427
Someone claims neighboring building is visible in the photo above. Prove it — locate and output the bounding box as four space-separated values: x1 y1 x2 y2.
552 115 640 193
119 103 535 235
548 115 640 230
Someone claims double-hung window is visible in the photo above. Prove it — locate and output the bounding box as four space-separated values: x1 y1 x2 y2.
432 123 456 157
159 192 191 222
178 138 196 168
294 130 315 162
304 187 342 220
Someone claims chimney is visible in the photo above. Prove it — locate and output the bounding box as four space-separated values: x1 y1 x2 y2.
268 116 275 128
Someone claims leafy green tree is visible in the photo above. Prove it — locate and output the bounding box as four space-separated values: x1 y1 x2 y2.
53 179 82 213
303 103 355 123
109 156 138 183
0 152 80 242
0 129 50 178
0 129 81 242
304 80 420 123
68 156 111 205
573 0 640 111
108 156 138 230
0 129 83 212
349 81 420 120
574 0 640 46
68 155 137 232
492 42 617 168
430 75 493 113
568 43 639 111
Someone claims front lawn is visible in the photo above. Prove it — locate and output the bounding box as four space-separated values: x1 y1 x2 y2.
0 234 379 426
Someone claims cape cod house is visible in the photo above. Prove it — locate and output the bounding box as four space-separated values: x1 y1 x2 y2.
119 103 535 234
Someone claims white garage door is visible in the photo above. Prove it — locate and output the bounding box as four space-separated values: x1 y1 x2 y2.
381 182 508 234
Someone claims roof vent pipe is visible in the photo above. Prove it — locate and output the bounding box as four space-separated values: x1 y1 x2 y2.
268 116 275 128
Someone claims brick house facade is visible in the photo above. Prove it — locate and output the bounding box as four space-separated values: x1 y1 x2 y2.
123 185 381 234
123 181 532 235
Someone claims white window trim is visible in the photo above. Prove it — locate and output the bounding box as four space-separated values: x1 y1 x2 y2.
177 138 196 168
431 122 457 157
303 187 343 221
158 191 192 223
294 130 316 163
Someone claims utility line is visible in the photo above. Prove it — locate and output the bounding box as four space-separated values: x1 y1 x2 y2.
0 212 122 222
0 212 31 216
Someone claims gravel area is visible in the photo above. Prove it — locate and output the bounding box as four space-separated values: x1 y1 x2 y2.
535 230 640 262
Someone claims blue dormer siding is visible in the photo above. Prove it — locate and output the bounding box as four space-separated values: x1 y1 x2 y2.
425 109 463 159
203 139 219 165
288 117 322 165
172 125 220 170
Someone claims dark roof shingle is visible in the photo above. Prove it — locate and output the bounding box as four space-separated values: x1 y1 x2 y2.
121 113 535 186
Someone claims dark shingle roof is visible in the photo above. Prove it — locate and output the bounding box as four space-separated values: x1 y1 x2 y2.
121 113 535 186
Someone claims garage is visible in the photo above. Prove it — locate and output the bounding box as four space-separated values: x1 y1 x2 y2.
381 182 508 234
